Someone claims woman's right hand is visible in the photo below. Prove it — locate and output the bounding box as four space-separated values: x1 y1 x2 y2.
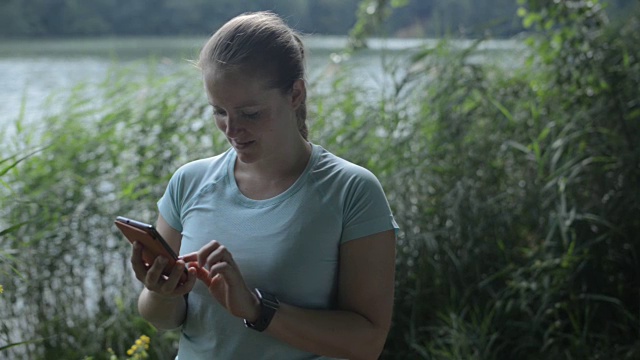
130 241 198 298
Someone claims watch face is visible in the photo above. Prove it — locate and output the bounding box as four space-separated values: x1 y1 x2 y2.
245 289 279 332
258 290 280 309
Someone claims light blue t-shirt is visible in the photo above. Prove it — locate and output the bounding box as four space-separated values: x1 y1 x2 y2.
158 143 398 360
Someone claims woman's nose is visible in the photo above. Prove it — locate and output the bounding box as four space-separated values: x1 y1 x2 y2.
223 115 242 137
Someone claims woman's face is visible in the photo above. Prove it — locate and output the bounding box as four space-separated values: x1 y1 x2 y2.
203 66 304 165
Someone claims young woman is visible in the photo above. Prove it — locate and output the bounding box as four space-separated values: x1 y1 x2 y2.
130 11 398 360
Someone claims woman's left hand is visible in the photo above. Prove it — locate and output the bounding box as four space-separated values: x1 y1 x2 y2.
181 241 260 321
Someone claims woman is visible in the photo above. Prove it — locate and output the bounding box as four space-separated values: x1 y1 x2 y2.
131 11 398 360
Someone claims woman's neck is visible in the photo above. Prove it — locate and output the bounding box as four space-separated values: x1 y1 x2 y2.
233 139 312 200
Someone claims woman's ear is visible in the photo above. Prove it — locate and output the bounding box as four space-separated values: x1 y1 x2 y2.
290 79 306 109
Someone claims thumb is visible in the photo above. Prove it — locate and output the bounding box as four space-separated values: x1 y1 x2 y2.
180 252 198 262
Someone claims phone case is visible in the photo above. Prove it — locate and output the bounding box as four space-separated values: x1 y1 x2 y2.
115 217 187 282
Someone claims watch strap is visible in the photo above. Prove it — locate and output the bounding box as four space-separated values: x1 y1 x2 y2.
244 288 279 332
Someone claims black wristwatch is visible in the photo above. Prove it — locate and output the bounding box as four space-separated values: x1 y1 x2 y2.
244 288 279 332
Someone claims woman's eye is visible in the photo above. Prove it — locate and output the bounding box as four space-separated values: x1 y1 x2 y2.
242 112 260 120
213 109 226 117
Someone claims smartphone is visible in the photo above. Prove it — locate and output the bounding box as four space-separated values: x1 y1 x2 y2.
114 216 188 282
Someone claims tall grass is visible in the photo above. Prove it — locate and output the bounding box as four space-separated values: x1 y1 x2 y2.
0 67 217 359
319 1 639 358
1 1 639 359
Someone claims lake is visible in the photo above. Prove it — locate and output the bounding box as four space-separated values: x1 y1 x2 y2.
0 36 525 143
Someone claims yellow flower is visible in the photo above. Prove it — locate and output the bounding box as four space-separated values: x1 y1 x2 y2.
140 335 150 344
123 335 151 359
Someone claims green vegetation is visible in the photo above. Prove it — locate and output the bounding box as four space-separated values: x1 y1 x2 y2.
0 0 635 38
1 0 639 358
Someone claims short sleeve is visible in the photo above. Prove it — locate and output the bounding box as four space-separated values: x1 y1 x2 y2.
157 168 184 233
340 167 399 244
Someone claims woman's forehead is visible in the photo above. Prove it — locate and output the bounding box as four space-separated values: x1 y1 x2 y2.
204 64 270 86
204 67 278 107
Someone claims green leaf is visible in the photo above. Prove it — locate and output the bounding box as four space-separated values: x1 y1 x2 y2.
486 96 515 124
523 13 542 29
0 222 29 237
544 19 555 30
391 0 409 8
0 147 47 178
517 7 527 18
0 338 46 351
538 126 551 142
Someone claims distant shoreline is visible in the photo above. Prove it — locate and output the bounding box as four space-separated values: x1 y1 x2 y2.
0 35 526 59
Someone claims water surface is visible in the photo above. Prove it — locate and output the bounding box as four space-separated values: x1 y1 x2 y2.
0 36 524 141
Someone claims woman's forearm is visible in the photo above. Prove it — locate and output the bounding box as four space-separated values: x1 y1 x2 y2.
264 232 395 359
266 303 389 360
138 288 187 330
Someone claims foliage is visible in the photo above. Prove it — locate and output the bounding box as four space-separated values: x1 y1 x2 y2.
0 0 360 37
337 0 639 359
0 65 211 359
347 0 408 50
0 0 633 39
361 0 638 358
350 0 523 40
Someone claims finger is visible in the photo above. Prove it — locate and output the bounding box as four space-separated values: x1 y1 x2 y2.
180 252 198 263
175 267 199 294
130 242 149 281
198 241 222 267
207 261 245 289
205 245 234 273
163 267 198 297
145 256 169 287
188 261 211 283
207 261 232 279
161 260 185 293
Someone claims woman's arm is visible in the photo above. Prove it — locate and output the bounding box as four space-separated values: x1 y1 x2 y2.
266 229 396 360
190 228 396 359
133 214 197 330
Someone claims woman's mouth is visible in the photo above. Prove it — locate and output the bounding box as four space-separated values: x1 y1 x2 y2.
232 140 255 149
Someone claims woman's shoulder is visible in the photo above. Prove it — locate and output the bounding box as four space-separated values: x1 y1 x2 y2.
169 149 232 187
311 145 381 188
314 145 376 175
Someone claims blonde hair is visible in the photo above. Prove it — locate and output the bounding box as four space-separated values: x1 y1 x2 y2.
198 12 308 140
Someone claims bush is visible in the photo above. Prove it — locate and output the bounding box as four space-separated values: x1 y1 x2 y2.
0 66 215 359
